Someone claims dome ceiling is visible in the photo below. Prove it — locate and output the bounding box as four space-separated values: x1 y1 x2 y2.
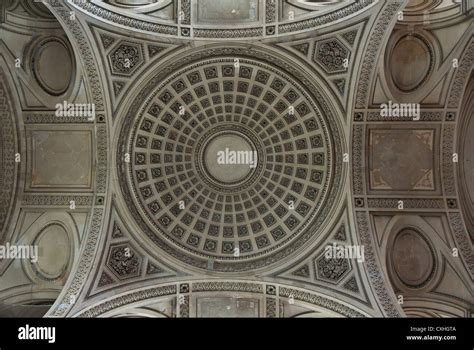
117 46 343 272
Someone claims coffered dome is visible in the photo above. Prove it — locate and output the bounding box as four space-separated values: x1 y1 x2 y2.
117 45 343 272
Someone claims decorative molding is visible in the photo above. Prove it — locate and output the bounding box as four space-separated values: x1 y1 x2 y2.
178 295 190 318
352 125 364 195
353 112 364 122
278 287 364 317
180 0 191 25
192 282 264 293
448 213 474 276
76 281 367 317
78 284 177 317
442 125 456 196
278 0 374 34
24 113 93 124
96 125 107 194
366 111 443 122
265 297 277 317
447 40 474 108
355 1 404 109
366 198 445 210
275 216 371 308
88 210 180 297
70 0 177 36
316 253 351 284
108 41 145 77
193 28 264 38
50 1 104 111
106 244 142 280
50 209 105 317
22 195 93 207
313 38 350 74
356 212 402 317
265 0 276 24
0 68 18 239
66 0 374 39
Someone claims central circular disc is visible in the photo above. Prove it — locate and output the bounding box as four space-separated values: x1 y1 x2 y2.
203 133 256 184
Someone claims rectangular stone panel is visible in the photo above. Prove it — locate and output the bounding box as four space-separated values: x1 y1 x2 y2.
196 297 259 317
367 125 440 193
195 0 259 24
26 127 93 191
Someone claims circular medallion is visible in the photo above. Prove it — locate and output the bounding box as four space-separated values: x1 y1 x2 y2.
194 124 265 192
117 46 343 272
202 132 256 184
33 224 71 281
389 35 433 93
32 38 73 96
391 229 436 288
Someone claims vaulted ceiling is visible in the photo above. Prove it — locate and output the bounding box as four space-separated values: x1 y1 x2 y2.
0 0 472 318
